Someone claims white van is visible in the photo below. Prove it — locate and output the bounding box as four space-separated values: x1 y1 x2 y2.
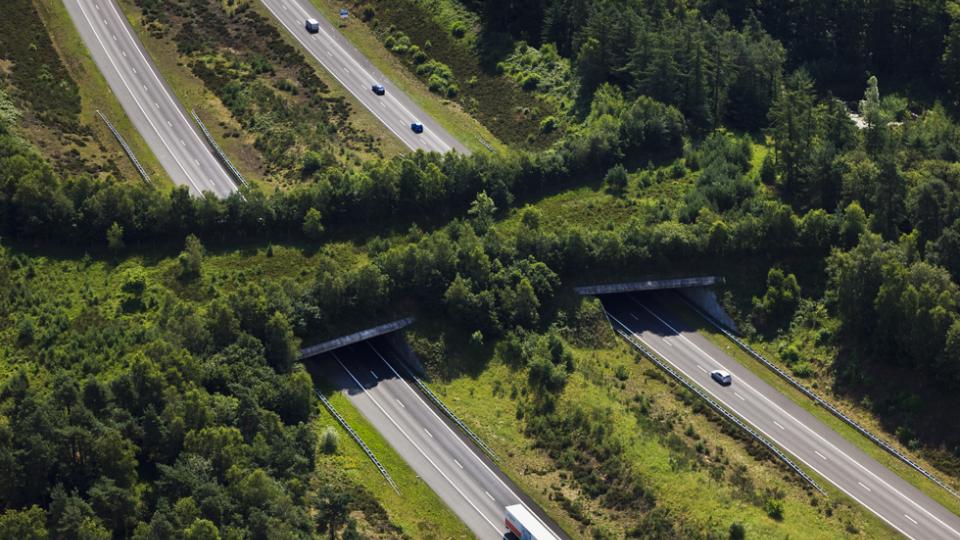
305 19 320 33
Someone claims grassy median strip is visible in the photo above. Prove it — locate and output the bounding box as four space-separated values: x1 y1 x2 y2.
665 297 960 519
319 389 475 539
308 0 505 155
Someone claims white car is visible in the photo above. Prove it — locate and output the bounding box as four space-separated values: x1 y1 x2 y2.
305 19 320 33
710 369 732 386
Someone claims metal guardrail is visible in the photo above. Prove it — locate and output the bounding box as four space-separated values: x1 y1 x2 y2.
607 312 826 495
316 390 400 493
678 294 960 500
410 374 500 463
97 110 152 186
190 109 247 188
475 135 494 153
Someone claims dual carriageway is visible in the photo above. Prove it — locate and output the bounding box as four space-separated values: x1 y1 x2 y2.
61 0 960 535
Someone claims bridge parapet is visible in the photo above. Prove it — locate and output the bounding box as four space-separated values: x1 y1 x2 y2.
574 276 722 296
299 317 415 360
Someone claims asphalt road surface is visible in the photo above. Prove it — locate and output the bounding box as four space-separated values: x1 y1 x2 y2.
317 339 561 539
603 290 960 540
64 0 237 197
259 0 470 155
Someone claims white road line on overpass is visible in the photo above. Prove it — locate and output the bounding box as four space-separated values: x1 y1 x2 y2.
424 428 433 439
75 0 204 195
906 514 920 525
332 353 502 536
814 450 828 460
630 313 639 320
696 365 707 373
734 392 745 401
859 481 872 492
606 309 928 540
485 490 496 502
454 459 463 469
101 0 233 195
773 421 785 430
396 399 405 409
370 370 378 380
627 296 960 537
366 342 565 540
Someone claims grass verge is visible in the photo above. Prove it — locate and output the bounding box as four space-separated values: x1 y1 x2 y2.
308 0 506 155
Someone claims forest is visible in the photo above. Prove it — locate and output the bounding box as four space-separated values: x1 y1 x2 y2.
6 0 960 537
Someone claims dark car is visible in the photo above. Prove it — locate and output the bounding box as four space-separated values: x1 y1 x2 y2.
411 121 424 134
372 84 385 95
710 369 732 386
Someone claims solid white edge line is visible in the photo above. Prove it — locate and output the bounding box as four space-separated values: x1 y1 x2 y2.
604 309 921 540
366 341 564 540
332 353 502 536
627 296 960 538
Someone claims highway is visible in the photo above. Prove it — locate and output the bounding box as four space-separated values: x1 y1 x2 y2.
64 0 237 197
259 0 469 155
318 339 561 539
603 290 960 540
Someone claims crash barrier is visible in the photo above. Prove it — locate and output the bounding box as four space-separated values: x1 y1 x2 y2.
190 109 247 188
316 390 399 493
97 110 151 186
607 312 826 495
677 294 960 500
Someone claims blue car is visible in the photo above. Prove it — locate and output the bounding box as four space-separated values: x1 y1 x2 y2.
372 84 385 95
411 121 424 134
